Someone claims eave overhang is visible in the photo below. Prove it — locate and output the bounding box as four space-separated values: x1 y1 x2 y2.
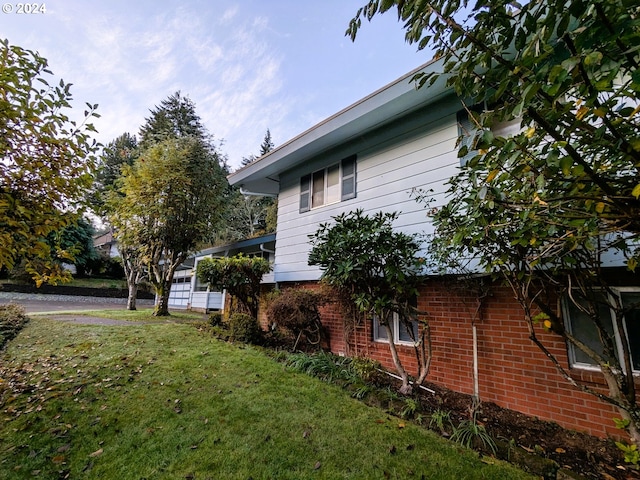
228 57 450 194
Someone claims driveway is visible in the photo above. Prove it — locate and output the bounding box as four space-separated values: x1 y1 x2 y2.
0 292 155 314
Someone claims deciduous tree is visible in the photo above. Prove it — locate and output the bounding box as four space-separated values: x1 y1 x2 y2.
111 137 227 316
0 39 99 285
349 0 640 443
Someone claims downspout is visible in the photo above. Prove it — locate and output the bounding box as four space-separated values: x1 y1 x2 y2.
260 244 275 254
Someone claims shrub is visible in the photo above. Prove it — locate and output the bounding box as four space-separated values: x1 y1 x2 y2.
265 288 328 349
228 313 263 345
350 357 385 385
208 311 223 327
0 303 29 349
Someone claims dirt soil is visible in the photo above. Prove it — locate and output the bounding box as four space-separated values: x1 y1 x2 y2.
416 381 638 480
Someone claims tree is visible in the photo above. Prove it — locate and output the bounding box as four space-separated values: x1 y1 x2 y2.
54 216 99 277
94 132 145 310
139 91 208 149
196 254 272 319
227 129 277 241
111 136 227 316
259 128 274 156
91 132 138 214
349 0 640 443
0 39 99 285
308 210 431 394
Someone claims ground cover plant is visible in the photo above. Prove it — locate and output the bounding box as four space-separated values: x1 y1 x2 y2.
0 317 531 479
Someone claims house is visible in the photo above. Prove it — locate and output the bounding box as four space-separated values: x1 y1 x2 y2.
167 233 276 312
228 59 639 441
93 229 119 258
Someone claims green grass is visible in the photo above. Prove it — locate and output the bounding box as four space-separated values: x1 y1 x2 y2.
0 317 534 479
29 308 205 322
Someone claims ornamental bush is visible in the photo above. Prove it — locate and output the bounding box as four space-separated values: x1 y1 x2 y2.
228 313 263 345
0 304 29 349
265 288 328 349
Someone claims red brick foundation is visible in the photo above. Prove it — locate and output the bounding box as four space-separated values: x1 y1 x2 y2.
268 280 633 440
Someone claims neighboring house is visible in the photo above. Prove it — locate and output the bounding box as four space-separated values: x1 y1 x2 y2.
93 229 120 258
228 60 639 440
167 233 276 312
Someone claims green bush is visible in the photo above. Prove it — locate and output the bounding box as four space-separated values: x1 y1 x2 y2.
228 313 263 345
350 357 385 385
0 303 29 349
208 311 223 327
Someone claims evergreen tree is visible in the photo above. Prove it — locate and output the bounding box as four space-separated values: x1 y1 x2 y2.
139 91 207 148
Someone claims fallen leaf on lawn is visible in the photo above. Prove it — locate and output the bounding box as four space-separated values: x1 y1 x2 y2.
314 461 321 470
89 448 103 457
57 444 71 453
398 422 406 429
52 455 66 464
555 447 566 453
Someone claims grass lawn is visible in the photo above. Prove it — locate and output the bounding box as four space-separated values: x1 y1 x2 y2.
0 316 534 479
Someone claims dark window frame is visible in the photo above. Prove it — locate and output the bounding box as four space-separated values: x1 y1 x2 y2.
299 155 356 213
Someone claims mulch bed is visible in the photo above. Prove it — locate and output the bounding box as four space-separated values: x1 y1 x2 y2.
413 381 639 480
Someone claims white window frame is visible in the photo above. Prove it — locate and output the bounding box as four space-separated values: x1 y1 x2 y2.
564 287 640 374
299 156 356 213
373 312 419 346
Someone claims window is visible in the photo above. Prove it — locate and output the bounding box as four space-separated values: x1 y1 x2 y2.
373 312 419 345
299 155 356 212
564 288 640 372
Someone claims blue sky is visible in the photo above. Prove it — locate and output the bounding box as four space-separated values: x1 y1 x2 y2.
3 0 429 169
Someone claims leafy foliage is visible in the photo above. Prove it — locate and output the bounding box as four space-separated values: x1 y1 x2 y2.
227 312 264 345
308 209 430 394
0 39 99 285
349 0 640 444
90 132 138 215
0 303 29 349
196 254 271 318
139 91 208 149
265 288 328 350
109 136 227 315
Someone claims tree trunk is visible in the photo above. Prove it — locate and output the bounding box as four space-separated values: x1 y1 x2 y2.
127 282 138 310
383 322 412 395
154 279 172 316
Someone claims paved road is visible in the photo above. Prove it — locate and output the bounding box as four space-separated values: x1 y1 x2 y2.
0 292 155 314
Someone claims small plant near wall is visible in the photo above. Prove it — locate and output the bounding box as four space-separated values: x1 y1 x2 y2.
451 410 497 455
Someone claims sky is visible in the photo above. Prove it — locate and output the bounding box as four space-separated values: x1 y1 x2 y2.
3 0 430 170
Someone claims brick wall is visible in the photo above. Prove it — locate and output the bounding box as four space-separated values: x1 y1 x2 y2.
269 280 631 440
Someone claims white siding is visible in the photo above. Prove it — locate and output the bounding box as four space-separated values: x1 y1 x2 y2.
191 291 224 311
274 106 461 282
